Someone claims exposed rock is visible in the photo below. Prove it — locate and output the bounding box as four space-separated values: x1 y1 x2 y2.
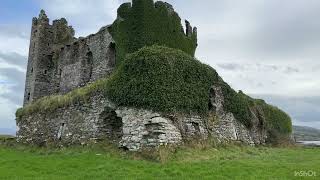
116 108 182 151
208 86 267 145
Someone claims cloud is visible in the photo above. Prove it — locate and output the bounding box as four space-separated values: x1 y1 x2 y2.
0 67 25 83
252 94 320 129
0 24 29 132
217 63 244 71
0 51 27 106
217 63 301 75
0 24 30 55
0 24 29 39
0 67 26 106
0 56 26 133
217 63 281 72
284 67 300 74
0 51 28 69
0 97 18 134
213 61 320 98
185 0 320 62
251 0 320 57
36 0 125 37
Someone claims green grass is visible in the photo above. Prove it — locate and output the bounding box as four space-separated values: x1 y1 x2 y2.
16 78 108 121
0 144 319 179
0 135 14 138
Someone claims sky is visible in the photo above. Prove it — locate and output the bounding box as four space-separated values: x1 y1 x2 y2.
0 0 319 135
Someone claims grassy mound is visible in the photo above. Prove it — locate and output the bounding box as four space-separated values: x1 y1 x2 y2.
109 0 197 65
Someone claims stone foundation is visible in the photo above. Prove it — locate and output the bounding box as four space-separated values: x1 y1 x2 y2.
116 108 182 151
17 86 267 151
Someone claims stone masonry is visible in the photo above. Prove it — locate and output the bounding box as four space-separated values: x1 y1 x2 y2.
17 85 267 151
23 10 115 105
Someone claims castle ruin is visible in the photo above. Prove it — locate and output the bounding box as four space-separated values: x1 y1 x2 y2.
24 7 198 106
17 1 275 150
24 10 116 105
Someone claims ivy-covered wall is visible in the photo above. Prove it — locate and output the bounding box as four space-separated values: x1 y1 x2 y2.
109 0 198 65
105 46 292 142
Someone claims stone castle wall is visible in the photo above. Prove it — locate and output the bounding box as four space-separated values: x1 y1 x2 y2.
23 10 115 105
17 86 267 151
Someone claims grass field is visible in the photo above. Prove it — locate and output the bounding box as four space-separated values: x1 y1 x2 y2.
0 142 319 180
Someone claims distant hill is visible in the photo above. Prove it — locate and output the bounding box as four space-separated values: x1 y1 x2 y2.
0 128 16 136
293 126 320 141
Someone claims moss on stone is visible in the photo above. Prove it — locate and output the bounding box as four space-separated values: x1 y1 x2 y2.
16 78 108 121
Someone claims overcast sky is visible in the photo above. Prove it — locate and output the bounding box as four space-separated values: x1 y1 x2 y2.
0 0 319 134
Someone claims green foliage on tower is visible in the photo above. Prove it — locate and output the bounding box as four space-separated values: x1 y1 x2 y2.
109 0 197 66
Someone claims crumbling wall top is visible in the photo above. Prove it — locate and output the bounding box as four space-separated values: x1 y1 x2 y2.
38 9 49 23
155 1 174 14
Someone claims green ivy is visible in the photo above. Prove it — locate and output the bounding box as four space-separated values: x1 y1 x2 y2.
219 84 254 128
109 0 197 66
255 100 293 142
105 45 218 114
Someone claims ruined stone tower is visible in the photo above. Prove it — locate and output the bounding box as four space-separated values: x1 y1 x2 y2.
24 10 116 106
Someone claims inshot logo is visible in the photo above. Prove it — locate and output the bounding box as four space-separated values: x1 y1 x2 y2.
294 170 317 177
